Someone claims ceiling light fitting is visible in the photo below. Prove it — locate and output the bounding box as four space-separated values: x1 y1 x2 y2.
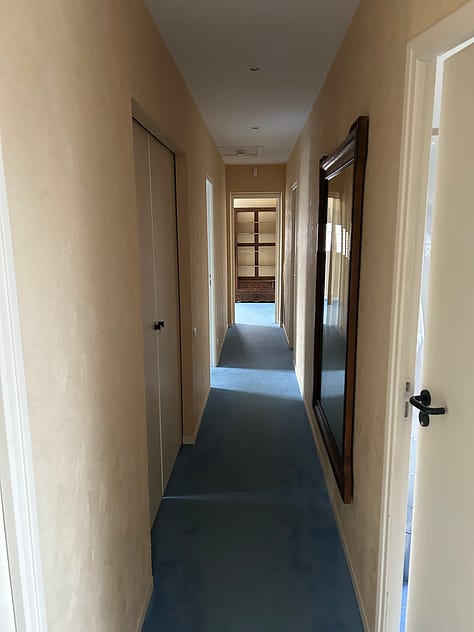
249 66 261 72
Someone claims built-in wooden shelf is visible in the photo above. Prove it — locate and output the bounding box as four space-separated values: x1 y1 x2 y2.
235 207 276 303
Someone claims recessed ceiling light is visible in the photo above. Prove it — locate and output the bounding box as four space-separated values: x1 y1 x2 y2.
249 66 261 72
252 126 259 130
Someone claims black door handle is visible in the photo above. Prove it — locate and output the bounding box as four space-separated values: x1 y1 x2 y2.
409 389 446 427
154 321 165 331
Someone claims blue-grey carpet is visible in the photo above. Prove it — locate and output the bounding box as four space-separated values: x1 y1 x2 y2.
235 302 276 326
142 313 363 631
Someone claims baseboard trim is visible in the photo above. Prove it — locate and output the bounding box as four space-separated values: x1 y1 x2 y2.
216 324 228 364
182 325 228 446
136 577 154 632
302 397 370 632
182 385 211 445
294 365 304 398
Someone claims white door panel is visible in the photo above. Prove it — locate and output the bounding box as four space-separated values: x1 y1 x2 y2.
406 42 474 631
149 136 182 490
133 121 183 521
133 120 163 526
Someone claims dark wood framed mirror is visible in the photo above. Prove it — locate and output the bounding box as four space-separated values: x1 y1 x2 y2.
313 117 369 503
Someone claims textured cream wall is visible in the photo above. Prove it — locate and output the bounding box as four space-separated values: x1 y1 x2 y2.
0 1 225 630
226 164 286 194
286 0 469 628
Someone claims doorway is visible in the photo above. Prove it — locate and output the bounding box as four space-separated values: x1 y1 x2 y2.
206 178 216 368
231 195 282 326
375 5 474 631
132 119 183 527
399 90 439 632
0 138 47 631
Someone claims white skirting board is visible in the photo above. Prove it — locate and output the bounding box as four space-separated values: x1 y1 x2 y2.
302 397 370 632
182 385 211 445
216 324 228 364
294 363 304 397
136 577 154 632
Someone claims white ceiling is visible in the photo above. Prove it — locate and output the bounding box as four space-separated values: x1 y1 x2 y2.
146 0 359 164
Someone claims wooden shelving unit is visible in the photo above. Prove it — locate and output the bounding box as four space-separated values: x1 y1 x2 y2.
235 208 276 302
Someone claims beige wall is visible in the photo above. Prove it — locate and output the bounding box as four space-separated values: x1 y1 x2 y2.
226 164 286 194
286 0 469 628
225 164 286 319
0 1 225 630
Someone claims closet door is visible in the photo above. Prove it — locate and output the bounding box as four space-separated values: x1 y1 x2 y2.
149 136 182 490
132 120 163 526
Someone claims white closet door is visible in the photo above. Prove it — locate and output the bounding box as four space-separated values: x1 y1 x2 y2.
149 136 182 490
132 120 163 526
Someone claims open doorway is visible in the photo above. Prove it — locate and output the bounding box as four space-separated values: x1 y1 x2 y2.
376 8 474 631
231 195 282 327
399 114 438 632
399 36 474 632
0 139 47 631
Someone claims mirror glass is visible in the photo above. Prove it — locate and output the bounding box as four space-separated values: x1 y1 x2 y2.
319 164 354 453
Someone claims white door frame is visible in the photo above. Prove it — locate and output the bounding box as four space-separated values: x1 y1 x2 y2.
375 4 474 630
229 192 283 325
206 177 217 367
0 485 16 631
288 182 298 351
0 138 48 630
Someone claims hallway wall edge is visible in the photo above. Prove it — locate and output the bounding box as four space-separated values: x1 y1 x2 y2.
183 385 211 445
216 324 228 366
135 577 153 632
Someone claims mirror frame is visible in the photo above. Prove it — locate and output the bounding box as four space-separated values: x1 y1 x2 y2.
313 116 369 503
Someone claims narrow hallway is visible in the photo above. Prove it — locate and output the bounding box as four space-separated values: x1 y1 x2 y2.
143 306 363 631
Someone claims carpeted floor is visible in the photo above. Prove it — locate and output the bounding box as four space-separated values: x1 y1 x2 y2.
235 302 276 326
142 305 363 632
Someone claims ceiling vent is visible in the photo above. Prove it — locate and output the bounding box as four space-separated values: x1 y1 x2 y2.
218 146 264 158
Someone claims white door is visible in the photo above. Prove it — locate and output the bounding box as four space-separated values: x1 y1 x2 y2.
133 121 182 525
206 178 216 367
406 41 474 631
133 120 163 525
149 135 182 490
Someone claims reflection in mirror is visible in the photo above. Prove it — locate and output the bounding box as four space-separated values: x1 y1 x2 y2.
312 116 368 504
320 166 353 453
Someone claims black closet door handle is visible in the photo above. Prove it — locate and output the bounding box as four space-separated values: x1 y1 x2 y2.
154 321 165 331
409 389 446 427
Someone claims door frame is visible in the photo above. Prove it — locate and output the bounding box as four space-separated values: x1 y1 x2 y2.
375 4 474 630
286 181 298 351
205 177 217 367
0 137 48 630
228 192 283 325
